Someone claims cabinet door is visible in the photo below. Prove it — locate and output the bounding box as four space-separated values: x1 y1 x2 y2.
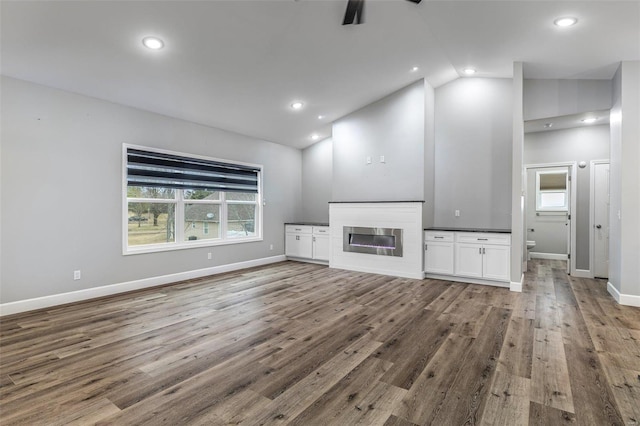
425 242 454 275
482 245 510 281
285 233 313 258
455 243 483 278
312 235 330 261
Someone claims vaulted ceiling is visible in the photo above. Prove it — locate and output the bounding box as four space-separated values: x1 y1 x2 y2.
2 1 638 148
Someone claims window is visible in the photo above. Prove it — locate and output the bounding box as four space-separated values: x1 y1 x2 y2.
124 145 262 254
536 170 568 212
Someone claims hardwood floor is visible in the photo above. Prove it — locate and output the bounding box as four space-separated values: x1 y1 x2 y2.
1 259 638 425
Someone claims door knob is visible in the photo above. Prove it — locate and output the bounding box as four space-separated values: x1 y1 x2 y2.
596 224 602 229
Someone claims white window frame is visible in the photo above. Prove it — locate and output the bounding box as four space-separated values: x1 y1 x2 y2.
123 144 263 255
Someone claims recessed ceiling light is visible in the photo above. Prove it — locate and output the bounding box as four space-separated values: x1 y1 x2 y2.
462 68 476 75
411 66 419 72
311 134 320 141
554 17 578 27
581 117 598 124
290 101 304 110
142 36 164 50
318 115 324 120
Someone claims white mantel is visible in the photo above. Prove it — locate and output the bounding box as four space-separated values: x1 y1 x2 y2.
329 202 423 279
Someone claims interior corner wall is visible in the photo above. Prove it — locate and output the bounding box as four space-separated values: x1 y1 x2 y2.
434 77 513 229
524 125 610 270
524 79 613 121
511 63 525 285
609 61 640 298
301 138 333 223
609 67 623 292
332 80 425 203
423 80 436 228
0 76 302 304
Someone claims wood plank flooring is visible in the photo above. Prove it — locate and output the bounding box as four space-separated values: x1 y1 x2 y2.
1 259 639 425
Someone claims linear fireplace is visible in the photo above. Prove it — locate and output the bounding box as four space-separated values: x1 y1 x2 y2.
329 201 423 279
343 226 403 257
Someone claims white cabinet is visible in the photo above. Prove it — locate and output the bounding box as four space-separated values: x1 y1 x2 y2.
312 226 330 261
425 230 511 284
285 225 329 262
482 245 511 281
424 231 454 275
454 243 484 278
285 225 313 258
454 233 511 282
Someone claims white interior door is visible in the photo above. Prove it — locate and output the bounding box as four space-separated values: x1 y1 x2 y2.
593 163 610 278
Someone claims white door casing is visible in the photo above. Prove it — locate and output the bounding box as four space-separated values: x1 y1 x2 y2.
592 161 610 279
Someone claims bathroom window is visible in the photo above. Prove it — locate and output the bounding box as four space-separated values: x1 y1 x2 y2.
536 170 568 212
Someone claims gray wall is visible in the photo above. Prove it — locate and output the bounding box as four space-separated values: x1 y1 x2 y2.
512 62 525 284
332 80 425 202
524 79 612 121
0 76 302 304
301 137 332 223
525 125 610 271
423 80 436 228
434 78 513 229
609 61 640 297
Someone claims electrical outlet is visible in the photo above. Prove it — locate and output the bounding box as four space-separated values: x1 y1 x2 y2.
207 252 212 260
269 244 274 250
455 210 460 217
73 270 81 280
380 155 385 163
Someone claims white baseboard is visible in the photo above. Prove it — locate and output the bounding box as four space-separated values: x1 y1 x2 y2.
510 273 524 292
571 269 593 278
607 281 640 307
0 255 287 317
529 252 568 260
424 273 510 289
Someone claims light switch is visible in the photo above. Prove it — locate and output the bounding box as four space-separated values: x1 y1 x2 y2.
380 155 385 163
366 156 372 165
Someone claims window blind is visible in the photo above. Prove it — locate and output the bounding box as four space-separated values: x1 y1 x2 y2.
127 148 259 193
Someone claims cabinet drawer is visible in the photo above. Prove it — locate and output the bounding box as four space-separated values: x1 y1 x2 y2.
285 225 312 234
425 231 454 242
313 226 329 235
456 233 511 245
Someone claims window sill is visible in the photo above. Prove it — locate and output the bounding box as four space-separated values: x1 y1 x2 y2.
123 236 263 256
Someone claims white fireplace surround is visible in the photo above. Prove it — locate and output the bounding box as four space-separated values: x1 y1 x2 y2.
329 202 423 279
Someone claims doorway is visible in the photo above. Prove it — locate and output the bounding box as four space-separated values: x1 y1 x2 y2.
591 161 610 278
525 163 577 274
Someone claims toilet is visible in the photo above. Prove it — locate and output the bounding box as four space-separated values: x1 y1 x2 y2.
526 240 536 260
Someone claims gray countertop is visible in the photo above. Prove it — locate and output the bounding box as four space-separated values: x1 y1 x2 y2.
425 227 511 234
285 222 329 227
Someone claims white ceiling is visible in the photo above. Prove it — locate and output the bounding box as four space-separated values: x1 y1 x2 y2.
1 1 638 149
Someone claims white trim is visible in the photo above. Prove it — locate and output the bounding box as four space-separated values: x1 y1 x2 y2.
524 162 577 275
286 257 329 266
529 252 568 260
0 255 286 317
572 269 593 278
607 281 640 307
510 274 524 292
424 273 510 289
590 160 609 280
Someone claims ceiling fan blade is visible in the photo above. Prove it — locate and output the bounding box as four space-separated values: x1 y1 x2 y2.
343 0 365 25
